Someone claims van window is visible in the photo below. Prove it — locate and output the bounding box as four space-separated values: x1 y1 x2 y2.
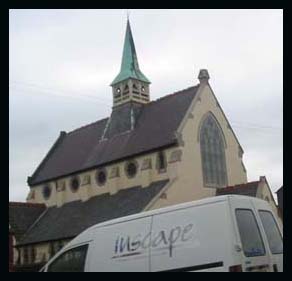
47 245 88 272
235 209 265 257
259 210 283 254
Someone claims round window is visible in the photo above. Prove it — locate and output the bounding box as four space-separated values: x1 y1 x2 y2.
70 177 80 192
141 86 145 92
96 169 107 186
125 161 138 178
42 185 51 200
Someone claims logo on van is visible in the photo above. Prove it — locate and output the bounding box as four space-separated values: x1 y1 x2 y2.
112 224 194 259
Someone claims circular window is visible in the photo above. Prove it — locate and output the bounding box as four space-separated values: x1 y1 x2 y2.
125 161 138 178
116 88 121 93
70 176 80 192
141 86 145 92
42 185 51 200
96 169 107 186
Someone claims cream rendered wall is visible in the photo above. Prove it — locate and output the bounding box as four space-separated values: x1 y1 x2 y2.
18 240 70 266
256 179 282 227
12 236 19 265
149 83 248 210
257 182 278 213
34 242 51 264
27 149 173 207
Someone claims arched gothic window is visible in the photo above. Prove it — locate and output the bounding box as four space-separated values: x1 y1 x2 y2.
200 114 227 187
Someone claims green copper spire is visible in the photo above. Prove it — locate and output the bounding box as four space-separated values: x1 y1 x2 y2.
111 19 150 86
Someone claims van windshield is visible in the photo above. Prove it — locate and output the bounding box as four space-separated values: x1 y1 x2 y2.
235 209 265 257
259 210 283 254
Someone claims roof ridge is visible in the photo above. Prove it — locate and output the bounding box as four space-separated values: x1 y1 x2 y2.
68 117 109 135
150 85 199 105
224 181 260 189
57 85 199 136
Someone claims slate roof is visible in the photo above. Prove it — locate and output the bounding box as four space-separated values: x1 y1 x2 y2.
9 202 46 240
18 179 169 246
216 181 260 197
276 186 283 194
29 85 199 186
103 101 144 140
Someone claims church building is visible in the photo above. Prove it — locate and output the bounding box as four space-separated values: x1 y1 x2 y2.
9 19 278 271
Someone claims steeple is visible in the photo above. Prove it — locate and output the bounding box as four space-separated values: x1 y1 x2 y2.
111 19 151 107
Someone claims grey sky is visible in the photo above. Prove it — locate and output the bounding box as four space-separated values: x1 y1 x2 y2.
9 9 283 202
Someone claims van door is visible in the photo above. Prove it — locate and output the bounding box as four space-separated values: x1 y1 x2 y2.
150 203 229 272
253 200 283 272
88 216 152 272
230 197 271 272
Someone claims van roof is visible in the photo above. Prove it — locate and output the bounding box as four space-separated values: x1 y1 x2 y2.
84 195 262 233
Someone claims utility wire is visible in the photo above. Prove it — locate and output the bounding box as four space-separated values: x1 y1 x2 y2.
231 122 282 131
9 82 112 108
9 80 112 105
10 80 282 133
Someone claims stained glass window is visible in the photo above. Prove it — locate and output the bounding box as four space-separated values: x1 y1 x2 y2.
200 114 227 187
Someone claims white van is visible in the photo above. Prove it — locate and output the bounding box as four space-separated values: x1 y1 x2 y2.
41 195 283 272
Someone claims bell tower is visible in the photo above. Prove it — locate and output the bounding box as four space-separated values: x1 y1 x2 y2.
110 19 151 107
102 19 151 140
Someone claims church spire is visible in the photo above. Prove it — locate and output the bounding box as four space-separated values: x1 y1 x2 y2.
111 19 150 86
111 19 151 107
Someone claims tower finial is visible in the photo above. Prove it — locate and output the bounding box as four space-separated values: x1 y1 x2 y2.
127 10 130 21
198 69 210 84
110 16 150 86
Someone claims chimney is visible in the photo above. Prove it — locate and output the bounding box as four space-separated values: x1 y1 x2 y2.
198 69 210 84
259 176 266 183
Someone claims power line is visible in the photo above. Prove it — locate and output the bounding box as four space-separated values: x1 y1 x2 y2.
9 80 112 105
9 82 112 108
9 87 113 110
9 79 282 133
232 125 282 135
232 122 282 131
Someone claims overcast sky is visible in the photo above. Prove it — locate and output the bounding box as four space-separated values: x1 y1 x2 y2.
9 9 283 202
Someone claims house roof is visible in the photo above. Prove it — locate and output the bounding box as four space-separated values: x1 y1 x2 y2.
111 19 150 86
18 179 169 246
9 202 46 240
29 85 199 186
216 181 260 197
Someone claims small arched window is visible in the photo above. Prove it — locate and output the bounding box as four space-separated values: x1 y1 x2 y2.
70 176 80 193
157 151 167 172
96 169 107 186
200 114 227 187
42 185 52 200
123 84 129 95
114 87 121 99
132 83 139 95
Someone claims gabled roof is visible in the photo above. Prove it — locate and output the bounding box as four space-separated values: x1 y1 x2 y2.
111 19 150 86
216 181 260 197
29 86 199 186
18 179 169 245
9 202 46 240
